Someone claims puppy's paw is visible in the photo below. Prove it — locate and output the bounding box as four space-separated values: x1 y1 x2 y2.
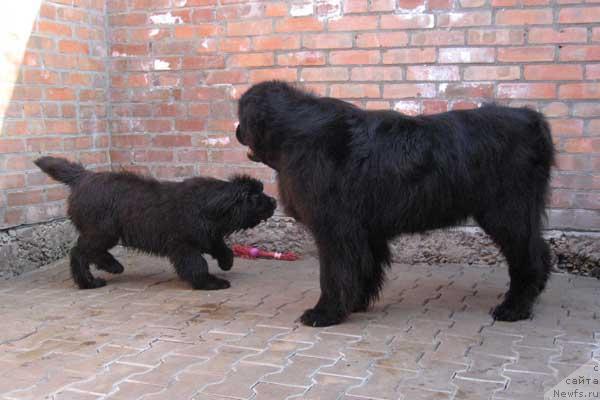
299 308 345 327
217 248 234 271
79 277 107 290
192 275 231 290
491 301 532 322
96 261 124 274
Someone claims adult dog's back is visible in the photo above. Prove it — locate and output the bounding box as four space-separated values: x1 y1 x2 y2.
236 80 555 327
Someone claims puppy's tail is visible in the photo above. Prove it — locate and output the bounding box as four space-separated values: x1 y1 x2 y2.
34 156 88 186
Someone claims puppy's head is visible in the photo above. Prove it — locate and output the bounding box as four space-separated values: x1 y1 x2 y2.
236 81 298 170
225 175 276 231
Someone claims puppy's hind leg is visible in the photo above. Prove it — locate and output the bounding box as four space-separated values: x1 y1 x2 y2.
70 238 107 289
169 245 230 290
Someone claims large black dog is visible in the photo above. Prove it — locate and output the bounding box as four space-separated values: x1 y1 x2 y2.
35 157 276 290
236 81 555 327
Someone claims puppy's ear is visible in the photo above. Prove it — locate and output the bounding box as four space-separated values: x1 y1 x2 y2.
229 174 264 195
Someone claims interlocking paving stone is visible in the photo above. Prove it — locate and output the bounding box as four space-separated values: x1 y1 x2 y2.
0 254 597 400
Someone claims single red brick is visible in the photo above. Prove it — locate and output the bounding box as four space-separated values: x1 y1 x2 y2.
381 14 434 29
560 46 600 62
497 83 556 99
383 84 436 98
559 83 600 99
175 119 206 132
153 135 192 147
46 186 68 202
423 100 449 114
441 83 494 97
464 66 520 80
253 35 301 51
45 88 76 101
58 40 89 54
181 55 225 69
229 52 274 67
559 7 600 23
266 2 288 16
79 151 108 165
111 44 148 57
550 119 584 136
437 11 492 27
4 209 24 226
524 65 583 80
277 51 325 66
497 46 555 62
528 28 587 44
275 17 323 33
351 66 403 81
301 67 348 81
330 84 380 98
365 101 391 110
330 50 380 65
344 0 369 13
329 15 378 31
496 9 553 25
46 120 78 134
556 154 591 171
249 68 297 83
174 25 220 39
110 12 147 26
411 31 464 46
564 138 600 153
383 48 436 64
407 66 460 81
586 65 600 80
304 33 353 49
183 86 230 101
227 19 273 36
0 139 25 153
112 135 150 148
178 149 208 163
38 20 72 36
206 70 248 84
0 174 25 189
439 47 495 63
220 37 251 52
593 27 600 42
57 7 88 22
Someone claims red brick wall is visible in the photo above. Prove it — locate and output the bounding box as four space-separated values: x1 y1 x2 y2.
0 0 109 228
1 0 599 230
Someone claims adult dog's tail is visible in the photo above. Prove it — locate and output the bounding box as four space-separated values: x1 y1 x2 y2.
34 156 89 186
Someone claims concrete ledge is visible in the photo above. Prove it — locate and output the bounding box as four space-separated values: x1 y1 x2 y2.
2 212 599 280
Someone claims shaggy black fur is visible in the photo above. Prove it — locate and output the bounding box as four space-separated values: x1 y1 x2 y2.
35 157 276 290
236 80 555 327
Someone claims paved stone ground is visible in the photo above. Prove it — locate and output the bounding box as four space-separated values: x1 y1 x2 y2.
0 250 598 400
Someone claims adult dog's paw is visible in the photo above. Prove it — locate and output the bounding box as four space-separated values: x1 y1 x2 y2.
96 260 124 274
299 308 345 327
491 300 532 321
192 275 231 290
217 248 234 271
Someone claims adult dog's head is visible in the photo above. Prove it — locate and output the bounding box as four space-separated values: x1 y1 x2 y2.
236 81 303 171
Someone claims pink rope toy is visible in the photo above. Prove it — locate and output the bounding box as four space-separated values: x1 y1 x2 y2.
232 244 299 261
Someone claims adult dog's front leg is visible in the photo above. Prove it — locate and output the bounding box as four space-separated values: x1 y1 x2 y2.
209 238 234 271
300 229 370 327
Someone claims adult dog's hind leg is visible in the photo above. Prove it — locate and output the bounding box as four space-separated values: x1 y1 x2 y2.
300 226 372 327
71 237 107 289
353 236 390 312
475 203 550 321
169 245 230 290
94 251 125 274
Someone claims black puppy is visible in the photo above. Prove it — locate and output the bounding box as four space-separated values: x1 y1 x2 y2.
236 80 555 327
35 157 276 290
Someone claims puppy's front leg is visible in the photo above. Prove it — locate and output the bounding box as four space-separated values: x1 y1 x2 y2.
169 245 230 290
209 238 234 271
